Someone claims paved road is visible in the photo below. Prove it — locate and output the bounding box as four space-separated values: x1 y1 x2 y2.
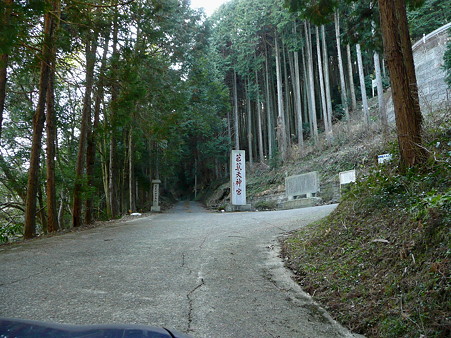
0 202 360 337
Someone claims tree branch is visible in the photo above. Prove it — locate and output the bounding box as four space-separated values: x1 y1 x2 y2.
72 0 136 9
0 202 25 212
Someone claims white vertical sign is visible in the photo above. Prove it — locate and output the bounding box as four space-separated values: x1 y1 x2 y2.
231 150 246 205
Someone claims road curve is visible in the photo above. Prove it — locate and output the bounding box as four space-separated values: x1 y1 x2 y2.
0 201 361 337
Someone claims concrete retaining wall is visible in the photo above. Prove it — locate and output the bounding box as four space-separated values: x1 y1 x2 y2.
385 23 451 121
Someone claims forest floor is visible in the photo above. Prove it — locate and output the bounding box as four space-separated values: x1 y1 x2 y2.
205 105 450 337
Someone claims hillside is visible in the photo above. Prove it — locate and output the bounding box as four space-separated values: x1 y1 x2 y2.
205 107 450 337
205 98 393 210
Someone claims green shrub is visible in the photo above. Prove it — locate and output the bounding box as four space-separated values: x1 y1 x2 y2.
0 221 23 243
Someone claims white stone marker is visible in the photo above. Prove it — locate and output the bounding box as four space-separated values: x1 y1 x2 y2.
339 170 356 185
339 170 356 194
151 179 161 212
231 150 246 205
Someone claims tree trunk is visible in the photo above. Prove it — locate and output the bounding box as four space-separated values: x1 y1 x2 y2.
334 11 349 122
305 21 318 142
316 26 330 140
147 143 153 201
101 137 111 218
356 44 369 124
255 69 264 162
226 107 232 148
233 70 240 150
109 12 120 218
282 45 291 148
109 114 118 218
346 44 357 111
264 48 274 159
121 132 128 214
85 33 108 224
301 43 310 128
0 52 7 141
246 79 253 166
38 184 47 233
293 48 304 148
45 0 60 233
374 52 388 133
72 34 97 227
378 0 426 168
394 0 423 132
293 23 304 148
194 157 197 199
58 191 65 229
24 1 58 239
0 0 12 141
128 128 136 212
288 50 297 139
274 33 287 161
45 68 58 232
322 25 333 135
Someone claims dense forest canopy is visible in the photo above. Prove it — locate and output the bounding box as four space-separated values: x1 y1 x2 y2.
0 0 449 240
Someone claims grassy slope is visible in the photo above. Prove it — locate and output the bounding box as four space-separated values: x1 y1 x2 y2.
281 111 450 337
246 121 389 206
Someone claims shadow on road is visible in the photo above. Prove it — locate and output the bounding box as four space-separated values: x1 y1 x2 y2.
168 201 209 214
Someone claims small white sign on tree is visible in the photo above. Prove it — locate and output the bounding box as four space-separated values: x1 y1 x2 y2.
231 150 246 205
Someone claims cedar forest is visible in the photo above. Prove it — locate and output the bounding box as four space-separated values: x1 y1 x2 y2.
0 0 450 240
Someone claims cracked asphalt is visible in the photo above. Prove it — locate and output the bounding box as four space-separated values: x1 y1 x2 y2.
0 201 362 337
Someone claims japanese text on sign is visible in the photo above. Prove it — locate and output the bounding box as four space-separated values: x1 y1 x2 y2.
231 150 246 205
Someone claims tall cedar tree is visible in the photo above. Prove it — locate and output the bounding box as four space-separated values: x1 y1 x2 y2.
24 0 60 238
73 30 98 228
86 32 109 225
45 0 60 233
380 0 426 167
0 0 13 141
109 8 120 219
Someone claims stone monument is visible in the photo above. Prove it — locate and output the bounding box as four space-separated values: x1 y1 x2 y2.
285 171 320 200
151 179 161 212
282 171 321 209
